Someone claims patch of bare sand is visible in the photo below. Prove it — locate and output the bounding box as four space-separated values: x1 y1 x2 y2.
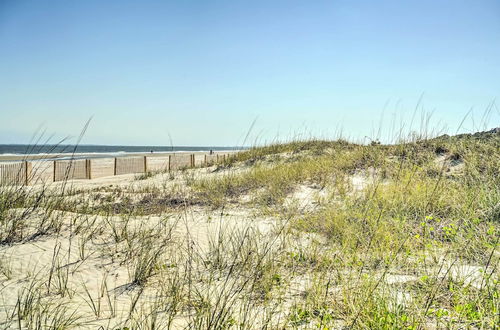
0 203 282 329
433 154 465 175
284 184 328 211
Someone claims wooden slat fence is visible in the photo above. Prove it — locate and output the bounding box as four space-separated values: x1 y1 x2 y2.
146 156 170 172
204 154 218 165
115 157 146 175
0 162 26 185
89 158 114 179
170 154 192 170
54 159 87 182
30 161 53 184
194 154 205 167
0 152 233 186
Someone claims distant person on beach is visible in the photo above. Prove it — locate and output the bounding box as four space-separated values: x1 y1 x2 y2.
150 150 153 153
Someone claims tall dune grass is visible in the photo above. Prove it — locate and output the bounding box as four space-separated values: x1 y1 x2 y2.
0 123 498 328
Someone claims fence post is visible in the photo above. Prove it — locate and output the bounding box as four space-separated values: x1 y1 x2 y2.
144 156 148 173
113 158 117 176
190 154 194 168
204 154 207 166
53 160 56 182
86 159 92 179
216 154 219 163
24 161 32 186
168 155 171 171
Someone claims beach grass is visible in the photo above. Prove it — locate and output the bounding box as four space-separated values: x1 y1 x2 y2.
0 128 498 329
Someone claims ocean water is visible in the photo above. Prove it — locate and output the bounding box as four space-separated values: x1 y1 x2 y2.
0 144 241 160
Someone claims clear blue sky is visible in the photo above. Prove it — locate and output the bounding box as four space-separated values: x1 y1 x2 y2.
1 0 499 145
